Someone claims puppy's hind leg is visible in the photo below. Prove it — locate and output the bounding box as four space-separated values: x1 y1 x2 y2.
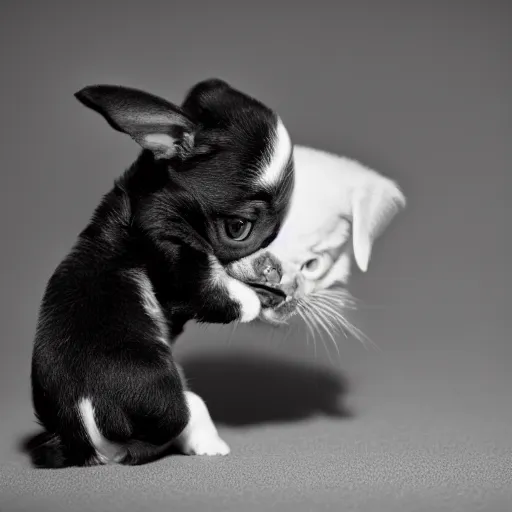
172 391 230 456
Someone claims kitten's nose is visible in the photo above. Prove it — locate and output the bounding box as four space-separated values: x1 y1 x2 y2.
254 253 282 284
280 277 299 297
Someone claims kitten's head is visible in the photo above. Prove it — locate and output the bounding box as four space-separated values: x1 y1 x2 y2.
226 145 406 325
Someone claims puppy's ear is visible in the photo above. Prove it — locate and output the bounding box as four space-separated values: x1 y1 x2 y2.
351 178 406 272
75 85 197 159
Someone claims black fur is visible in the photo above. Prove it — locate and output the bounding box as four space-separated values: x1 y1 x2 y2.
30 79 294 468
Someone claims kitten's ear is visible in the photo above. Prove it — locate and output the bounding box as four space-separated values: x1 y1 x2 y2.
351 178 406 272
75 85 198 159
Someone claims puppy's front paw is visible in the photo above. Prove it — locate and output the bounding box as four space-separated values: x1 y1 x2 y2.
225 278 261 323
209 255 261 323
179 432 231 456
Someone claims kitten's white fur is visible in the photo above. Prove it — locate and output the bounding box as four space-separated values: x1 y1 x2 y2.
267 145 406 294
225 145 406 325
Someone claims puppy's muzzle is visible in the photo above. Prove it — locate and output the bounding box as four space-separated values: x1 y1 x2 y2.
254 254 282 285
247 254 286 308
246 252 296 308
227 252 297 308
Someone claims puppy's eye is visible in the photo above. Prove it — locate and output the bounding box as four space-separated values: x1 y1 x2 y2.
301 254 333 280
224 218 253 241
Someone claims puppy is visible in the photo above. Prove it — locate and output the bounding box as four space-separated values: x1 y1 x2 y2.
226 145 406 327
30 79 294 468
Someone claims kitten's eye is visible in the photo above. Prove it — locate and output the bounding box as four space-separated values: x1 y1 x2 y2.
300 254 333 279
224 218 253 241
303 258 319 272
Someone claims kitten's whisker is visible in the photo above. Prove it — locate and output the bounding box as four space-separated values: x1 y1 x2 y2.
296 304 311 345
302 310 314 349
324 288 357 301
298 302 318 361
309 298 350 339
311 297 356 315
309 295 380 352
332 310 379 352
346 321 381 353
312 290 359 310
301 301 322 340
301 301 336 364
309 302 341 359
317 289 389 311
309 299 338 332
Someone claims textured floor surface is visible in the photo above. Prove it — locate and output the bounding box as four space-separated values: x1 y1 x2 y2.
1 323 511 512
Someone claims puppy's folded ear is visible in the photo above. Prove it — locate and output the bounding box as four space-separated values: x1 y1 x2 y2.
351 178 406 272
75 85 197 159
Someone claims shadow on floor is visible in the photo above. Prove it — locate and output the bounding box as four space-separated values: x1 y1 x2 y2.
180 349 352 426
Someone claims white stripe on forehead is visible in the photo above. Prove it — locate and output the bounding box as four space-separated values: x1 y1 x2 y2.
257 118 292 187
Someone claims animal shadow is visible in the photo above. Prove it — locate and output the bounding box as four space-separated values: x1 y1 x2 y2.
180 349 352 426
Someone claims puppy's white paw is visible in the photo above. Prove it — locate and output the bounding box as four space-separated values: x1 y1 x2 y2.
209 255 261 323
180 432 231 456
174 390 231 456
225 278 261 323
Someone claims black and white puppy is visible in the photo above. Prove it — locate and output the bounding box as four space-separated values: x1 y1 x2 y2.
30 79 293 468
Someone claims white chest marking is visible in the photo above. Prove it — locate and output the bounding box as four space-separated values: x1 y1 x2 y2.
129 269 169 346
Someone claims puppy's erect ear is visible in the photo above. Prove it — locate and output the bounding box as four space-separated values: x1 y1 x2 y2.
75 85 197 159
351 178 406 272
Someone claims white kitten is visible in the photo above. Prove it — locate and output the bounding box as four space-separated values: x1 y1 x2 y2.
227 145 406 327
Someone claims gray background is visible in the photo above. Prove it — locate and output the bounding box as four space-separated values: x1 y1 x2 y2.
0 1 510 511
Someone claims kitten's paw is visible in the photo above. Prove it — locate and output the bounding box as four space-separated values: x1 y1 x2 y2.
180 432 231 456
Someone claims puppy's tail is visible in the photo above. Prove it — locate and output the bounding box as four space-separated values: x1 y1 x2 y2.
24 431 70 469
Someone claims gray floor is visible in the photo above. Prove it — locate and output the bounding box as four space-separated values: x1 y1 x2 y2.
1 1 511 511
2 325 511 511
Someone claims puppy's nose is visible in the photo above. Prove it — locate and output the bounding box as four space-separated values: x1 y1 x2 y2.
254 253 282 284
